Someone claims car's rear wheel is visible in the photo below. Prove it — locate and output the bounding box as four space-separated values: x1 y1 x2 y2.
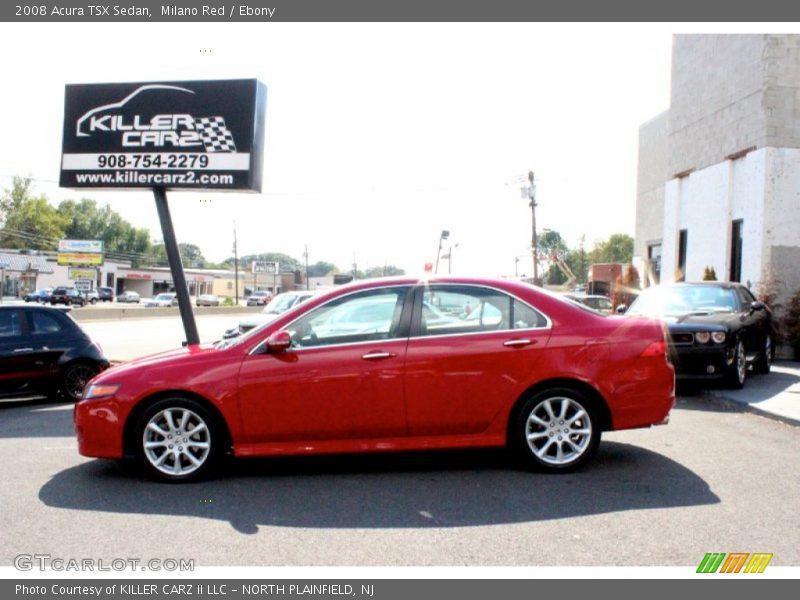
725 339 747 389
61 361 100 401
754 334 773 375
135 398 221 483
513 388 601 472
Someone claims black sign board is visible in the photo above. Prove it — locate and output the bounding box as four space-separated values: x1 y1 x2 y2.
60 79 266 191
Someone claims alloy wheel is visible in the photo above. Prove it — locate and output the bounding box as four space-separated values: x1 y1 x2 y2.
142 407 211 477
525 396 593 466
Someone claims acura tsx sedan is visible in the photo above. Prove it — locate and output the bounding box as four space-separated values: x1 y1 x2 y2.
74 276 675 482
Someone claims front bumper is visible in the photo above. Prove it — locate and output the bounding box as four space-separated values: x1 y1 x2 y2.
74 398 126 459
671 345 734 379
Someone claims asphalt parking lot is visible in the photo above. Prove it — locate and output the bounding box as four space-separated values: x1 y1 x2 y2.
1 390 798 567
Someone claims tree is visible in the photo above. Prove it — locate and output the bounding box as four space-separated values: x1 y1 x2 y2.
307 261 337 277
148 243 207 268
229 252 303 273
57 198 153 261
0 197 68 250
588 233 634 265
364 265 406 278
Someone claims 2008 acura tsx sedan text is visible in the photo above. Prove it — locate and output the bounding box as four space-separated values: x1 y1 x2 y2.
74 276 675 482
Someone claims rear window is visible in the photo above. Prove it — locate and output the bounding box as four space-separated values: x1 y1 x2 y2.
0 311 22 338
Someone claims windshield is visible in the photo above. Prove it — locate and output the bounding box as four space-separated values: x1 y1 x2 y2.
263 293 304 314
154 294 174 301
628 285 737 316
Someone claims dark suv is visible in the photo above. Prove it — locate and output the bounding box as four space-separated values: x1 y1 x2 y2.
0 305 109 400
97 287 114 302
50 287 86 307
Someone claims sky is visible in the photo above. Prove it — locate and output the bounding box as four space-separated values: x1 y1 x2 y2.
0 22 675 276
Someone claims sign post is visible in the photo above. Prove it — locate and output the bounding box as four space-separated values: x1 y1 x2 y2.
154 187 199 345
60 79 267 346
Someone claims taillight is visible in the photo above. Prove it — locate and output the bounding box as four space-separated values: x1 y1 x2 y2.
641 340 667 357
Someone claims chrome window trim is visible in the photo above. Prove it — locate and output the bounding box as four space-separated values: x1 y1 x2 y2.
247 282 553 355
247 284 412 356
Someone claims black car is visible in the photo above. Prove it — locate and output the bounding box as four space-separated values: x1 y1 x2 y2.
97 287 114 302
0 305 109 401
50 287 86 307
624 282 773 389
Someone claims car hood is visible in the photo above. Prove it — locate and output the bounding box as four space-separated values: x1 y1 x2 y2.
97 344 221 378
660 312 739 330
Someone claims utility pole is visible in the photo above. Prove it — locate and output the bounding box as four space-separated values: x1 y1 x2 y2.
233 223 239 305
527 171 539 285
304 244 309 290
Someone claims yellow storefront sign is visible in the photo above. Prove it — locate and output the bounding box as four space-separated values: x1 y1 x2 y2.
58 252 103 266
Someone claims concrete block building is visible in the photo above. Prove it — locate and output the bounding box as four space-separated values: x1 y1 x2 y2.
635 34 800 301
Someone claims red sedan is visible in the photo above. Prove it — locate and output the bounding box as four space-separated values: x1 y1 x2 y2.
74 277 674 482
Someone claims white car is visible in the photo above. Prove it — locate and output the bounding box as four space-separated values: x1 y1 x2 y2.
223 290 318 338
116 291 140 303
83 289 99 304
145 293 178 308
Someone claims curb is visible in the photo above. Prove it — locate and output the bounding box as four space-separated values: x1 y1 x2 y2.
702 390 800 428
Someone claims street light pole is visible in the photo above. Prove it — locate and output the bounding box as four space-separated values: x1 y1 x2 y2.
435 230 449 274
528 171 539 285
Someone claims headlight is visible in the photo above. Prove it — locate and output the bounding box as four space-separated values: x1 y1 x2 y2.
712 332 727 344
695 331 711 344
83 384 120 400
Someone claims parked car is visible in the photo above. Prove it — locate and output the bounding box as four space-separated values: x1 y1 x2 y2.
0 305 109 401
24 289 52 303
50 287 86 307
116 291 140 303
622 282 773 389
222 290 317 338
145 293 178 308
83 289 99 304
565 293 614 314
75 276 674 482
246 290 272 306
97 287 114 302
196 294 220 307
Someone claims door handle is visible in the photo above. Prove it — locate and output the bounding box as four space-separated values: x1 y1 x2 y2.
503 339 536 347
13 348 34 353
362 351 397 360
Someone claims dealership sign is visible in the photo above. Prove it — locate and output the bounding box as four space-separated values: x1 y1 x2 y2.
60 79 267 191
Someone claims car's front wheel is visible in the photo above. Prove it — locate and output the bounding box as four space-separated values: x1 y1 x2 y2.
513 388 601 472
754 334 773 375
60 361 101 401
135 398 222 483
725 339 747 389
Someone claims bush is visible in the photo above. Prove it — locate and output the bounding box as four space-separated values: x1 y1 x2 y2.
222 296 236 307
781 289 800 360
702 266 717 281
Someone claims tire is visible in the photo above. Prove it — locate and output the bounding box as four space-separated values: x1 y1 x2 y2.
91 298 97 305
135 397 222 483
754 334 773 375
513 387 602 473
725 339 747 389
60 361 100 401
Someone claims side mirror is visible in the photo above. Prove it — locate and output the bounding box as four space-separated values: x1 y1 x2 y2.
266 330 292 353
615 305 628 314
750 301 766 313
